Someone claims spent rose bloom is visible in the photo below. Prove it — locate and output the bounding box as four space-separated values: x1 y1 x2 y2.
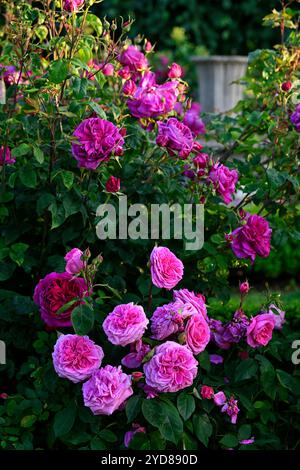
124 423 146 448
209 319 231 350
118 45 149 75
103 303 149 346
200 385 214 399
246 313 276 348
209 163 239 204
185 314 210 354
210 354 223 364
105 176 121 193
33 272 89 328
82 365 133 415
213 391 227 406
121 340 151 368
64 248 84 274
0 64 18 85
268 303 285 330
72 118 124 170
168 63 183 79
150 300 197 340
173 288 207 320
0 146 15 166
156 118 194 159
143 341 198 393
127 71 179 119
222 309 250 344
52 334 104 383
221 396 239 424
150 246 184 290
290 104 300 132
63 0 84 12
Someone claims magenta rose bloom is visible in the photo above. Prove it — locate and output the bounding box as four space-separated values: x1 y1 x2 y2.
118 45 149 75
156 117 194 159
33 272 89 328
209 163 238 204
200 385 214 399
144 341 198 393
185 314 210 354
173 288 207 320
105 175 121 193
183 105 206 137
103 303 149 346
168 63 183 79
0 146 15 166
122 79 137 96
246 313 276 348
127 71 179 119
52 334 104 383
290 104 300 132
64 248 84 274
150 246 184 290
63 0 84 12
150 300 197 340
82 365 133 415
72 118 124 170
229 213 272 263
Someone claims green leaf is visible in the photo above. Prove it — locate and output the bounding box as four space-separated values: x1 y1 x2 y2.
21 415 37 428
85 14 103 36
128 432 150 450
142 399 183 444
182 432 198 450
177 393 195 421
219 434 239 448
238 424 252 441
90 437 106 450
126 395 142 422
235 359 258 382
19 165 37 188
71 303 94 335
89 101 107 119
276 369 295 392
0 261 15 281
33 146 44 164
61 171 74 190
10 243 29 266
53 405 76 437
192 414 212 447
49 60 68 84
149 431 166 450
12 143 31 157
98 429 117 443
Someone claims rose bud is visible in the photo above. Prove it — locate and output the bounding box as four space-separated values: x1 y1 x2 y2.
240 281 250 295
105 176 121 193
281 81 292 92
168 63 183 79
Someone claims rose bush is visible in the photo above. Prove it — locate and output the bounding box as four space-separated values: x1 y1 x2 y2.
0 0 299 451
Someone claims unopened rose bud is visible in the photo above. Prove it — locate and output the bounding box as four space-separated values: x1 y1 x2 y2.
240 281 250 295
168 62 182 79
132 371 144 381
200 385 214 399
281 81 292 92
145 40 152 52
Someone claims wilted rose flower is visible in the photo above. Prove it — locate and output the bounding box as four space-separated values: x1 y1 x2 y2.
0 64 18 85
121 339 151 368
150 300 197 340
239 281 250 295
246 313 276 348
221 396 239 424
63 0 84 12
52 334 104 383
228 213 272 263
0 146 15 166
82 365 133 415
124 423 146 448
209 319 231 350
210 354 223 364
118 45 149 76
268 303 285 330
200 385 214 399
72 118 124 170
222 309 249 344
105 176 121 193
143 341 198 393
33 272 89 328
150 246 184 290
209 163 238 204
103 302 149 346
213 391 227 406
127 72 179 119
185 314 210 354
168 63 182 79
290 104 300 132
64 248 84 274
156 118 194 159
173 288 207 320
183 103 206 137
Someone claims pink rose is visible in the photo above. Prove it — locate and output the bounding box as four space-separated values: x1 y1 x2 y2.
168 63 183 79
150 300 197 340
118 45 149 75
122 80 137 96
63 0 84 12
239 281 250 295
52 334 104 383
143 341 198 393
156 118 194 159
209 163 239 205
82 365 133 415
103 303 149 346
185 314 210 354
150 246 184 290
173 288 207 320
102 63 114 76
246 313 276 348
105 176 121 193
64 248 84 274
200 385 214 399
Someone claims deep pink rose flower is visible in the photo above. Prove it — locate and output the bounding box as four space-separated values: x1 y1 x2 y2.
168 63 182 79
124 423 146 448
246 313 276 348
150 246 184 290
229 213 272 263
127 72 179 119
143 341 198 393
33 272 89 328
122 340 151 368
183 105 206 137
63 0 84 12
193 153 209 171
72 118 124 170
156 118 194 159
150 300 197 340
239 281 250 295
82 365 133 415
290 104 300 132
105 175 121 193
173 288 207 320
64 248 84 274
209 163 238 204
185 314 210 354
122 80 137 96
102 63 114 76
52 334 104 383
103 303 149 346
200 385 214 399
118 45 149 75
0 146 15 166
